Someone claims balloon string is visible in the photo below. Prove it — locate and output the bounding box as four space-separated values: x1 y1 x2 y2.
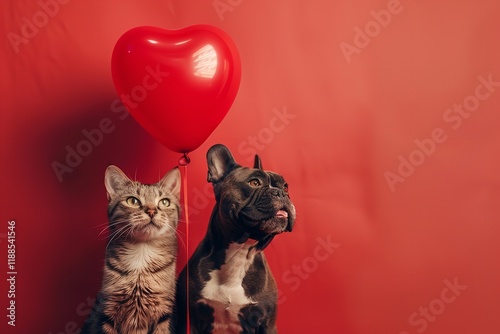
180 163 190 334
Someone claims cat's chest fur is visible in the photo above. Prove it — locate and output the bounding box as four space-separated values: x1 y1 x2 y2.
199 241 258 334
121 242 160 271
102 241 175 331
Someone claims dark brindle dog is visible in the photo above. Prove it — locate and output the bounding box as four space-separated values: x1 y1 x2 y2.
175 144 296 334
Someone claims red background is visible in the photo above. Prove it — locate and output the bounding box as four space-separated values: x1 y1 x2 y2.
1 1 500 333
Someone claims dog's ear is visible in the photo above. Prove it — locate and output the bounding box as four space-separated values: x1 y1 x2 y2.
207 144 239 183
253 155 263 170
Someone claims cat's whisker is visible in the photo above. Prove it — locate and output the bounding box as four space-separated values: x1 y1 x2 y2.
95 217 130 227
165 224 186 249
105 228 123 248
97 223 119 236
105 225 130 250
94 222 110 229
117 225 134 239
97 220 132 237
97 229 109 237
176 234 187 250
124 227 135 241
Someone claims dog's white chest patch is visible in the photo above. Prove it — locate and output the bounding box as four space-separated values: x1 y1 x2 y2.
199 241 258 334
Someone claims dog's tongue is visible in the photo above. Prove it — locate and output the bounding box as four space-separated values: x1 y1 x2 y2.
275 210 288 218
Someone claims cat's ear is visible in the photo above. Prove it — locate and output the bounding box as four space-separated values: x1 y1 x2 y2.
104 165 131 201
159 167 181 199
207 144 239 183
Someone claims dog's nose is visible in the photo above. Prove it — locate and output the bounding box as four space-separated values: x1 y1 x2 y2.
270 187 284 198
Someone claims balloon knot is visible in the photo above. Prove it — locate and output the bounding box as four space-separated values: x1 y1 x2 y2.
178 153 191 166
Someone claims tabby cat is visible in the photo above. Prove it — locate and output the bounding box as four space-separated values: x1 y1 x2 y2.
81 165 180 334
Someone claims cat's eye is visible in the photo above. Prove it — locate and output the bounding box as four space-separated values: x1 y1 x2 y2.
126 197 141 207
158 198 170 208
248 179 261 187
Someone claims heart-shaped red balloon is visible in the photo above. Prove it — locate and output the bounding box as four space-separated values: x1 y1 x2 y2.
111 25 241 153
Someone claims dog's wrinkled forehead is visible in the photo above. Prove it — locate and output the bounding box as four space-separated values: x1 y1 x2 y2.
266 171 286 187
229 167 286 186
207 144 289 191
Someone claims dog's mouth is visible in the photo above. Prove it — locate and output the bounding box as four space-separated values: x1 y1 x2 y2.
275 210 288 219
263 209 290 233
237 208 291 249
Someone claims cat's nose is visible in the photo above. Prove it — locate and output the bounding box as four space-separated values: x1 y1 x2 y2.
145 207 157 218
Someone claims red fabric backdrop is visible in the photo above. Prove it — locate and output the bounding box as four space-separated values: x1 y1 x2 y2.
1 1 499 333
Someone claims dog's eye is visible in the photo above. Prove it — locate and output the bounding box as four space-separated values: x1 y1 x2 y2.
158 198 170 208
126 196 141 207
248 179 261 187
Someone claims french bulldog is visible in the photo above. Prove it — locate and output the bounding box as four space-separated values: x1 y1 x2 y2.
175 144 296 334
